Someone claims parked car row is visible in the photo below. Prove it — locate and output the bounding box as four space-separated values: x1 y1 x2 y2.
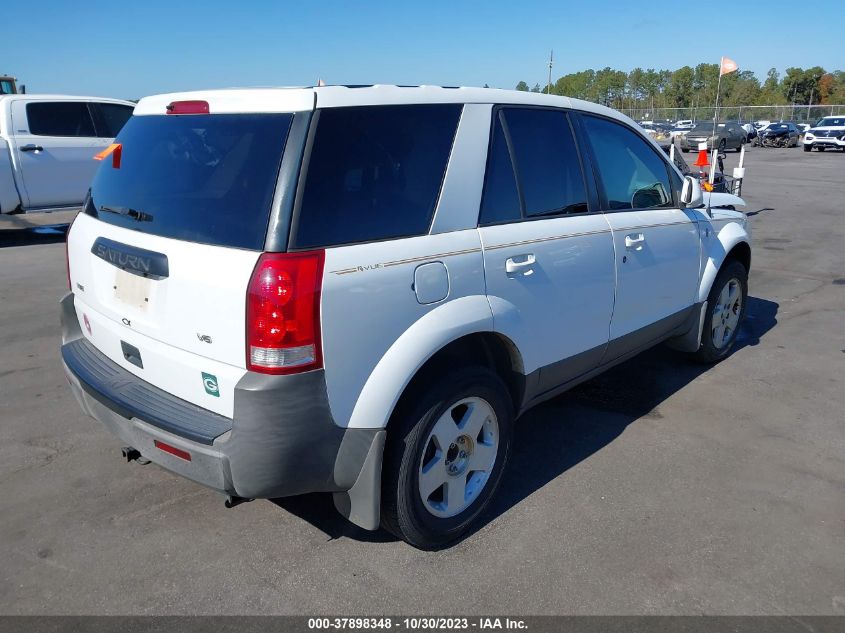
643 114 845 155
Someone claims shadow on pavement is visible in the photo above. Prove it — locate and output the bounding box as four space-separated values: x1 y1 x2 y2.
0 224 69 248
261 297 778 548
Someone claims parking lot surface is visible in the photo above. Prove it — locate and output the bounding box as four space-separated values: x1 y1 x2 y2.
0 147 843 615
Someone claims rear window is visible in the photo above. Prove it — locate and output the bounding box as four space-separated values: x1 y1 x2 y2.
292 104 462 249
86 113 293 250
27 102 96 137
94 103 134 137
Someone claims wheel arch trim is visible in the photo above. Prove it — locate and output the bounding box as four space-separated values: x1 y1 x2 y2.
345 295 524 430
698 224 751 304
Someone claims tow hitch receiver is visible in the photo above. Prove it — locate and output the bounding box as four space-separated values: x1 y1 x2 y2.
121 446 141 462
121 446 150 464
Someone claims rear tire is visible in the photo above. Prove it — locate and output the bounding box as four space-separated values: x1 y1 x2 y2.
818 146 826 152
381 366 514 549
691 260 748 364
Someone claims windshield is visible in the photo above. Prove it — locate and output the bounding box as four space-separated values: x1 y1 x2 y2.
765 124 789 130
86 113 293 250
816 117 845 127
689 124 723 134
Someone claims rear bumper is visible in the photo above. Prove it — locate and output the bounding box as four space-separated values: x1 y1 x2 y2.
60 292 384 529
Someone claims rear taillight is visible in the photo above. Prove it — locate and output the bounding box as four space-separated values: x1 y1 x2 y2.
246 251 325 374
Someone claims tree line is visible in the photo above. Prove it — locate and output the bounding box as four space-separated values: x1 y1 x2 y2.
515 65 845 111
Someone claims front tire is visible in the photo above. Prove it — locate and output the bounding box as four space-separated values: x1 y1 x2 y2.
381 366 514 549
803 144 812 152
691 260 748 364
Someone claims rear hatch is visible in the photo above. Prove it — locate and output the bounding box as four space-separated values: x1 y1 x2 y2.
67 108 296 417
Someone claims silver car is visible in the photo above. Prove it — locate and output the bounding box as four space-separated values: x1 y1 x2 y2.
681 122 746 153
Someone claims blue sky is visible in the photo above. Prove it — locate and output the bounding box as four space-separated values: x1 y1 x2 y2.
3 0 843 100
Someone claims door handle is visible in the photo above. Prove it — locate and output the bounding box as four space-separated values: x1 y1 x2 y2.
505 253 536 274
20 144 43 152
624 233 646 250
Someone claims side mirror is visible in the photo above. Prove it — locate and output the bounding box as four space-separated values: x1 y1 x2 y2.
680 175 703 208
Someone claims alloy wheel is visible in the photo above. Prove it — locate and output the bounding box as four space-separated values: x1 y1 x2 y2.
418 397 499 518
712 278 743 349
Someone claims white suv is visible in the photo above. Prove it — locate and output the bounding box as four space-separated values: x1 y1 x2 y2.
802 115 845 152
62 86 752 549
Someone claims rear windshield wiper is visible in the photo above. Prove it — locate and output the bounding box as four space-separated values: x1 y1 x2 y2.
99 205 154 223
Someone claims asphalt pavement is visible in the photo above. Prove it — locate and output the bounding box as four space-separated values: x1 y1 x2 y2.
0 145 843 615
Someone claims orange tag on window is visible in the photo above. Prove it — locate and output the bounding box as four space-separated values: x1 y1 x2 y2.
93 143 121 168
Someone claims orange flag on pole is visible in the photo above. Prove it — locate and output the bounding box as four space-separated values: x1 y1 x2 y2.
720 57 738 76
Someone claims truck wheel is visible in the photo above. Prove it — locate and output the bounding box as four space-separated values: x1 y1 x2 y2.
803 144 812 152
818 147 826 152
691 260 748 364
381 366 514 549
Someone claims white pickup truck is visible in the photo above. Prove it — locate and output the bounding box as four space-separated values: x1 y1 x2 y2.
0 94 135 214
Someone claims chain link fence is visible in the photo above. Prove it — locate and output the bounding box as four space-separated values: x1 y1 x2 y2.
618 104 845 123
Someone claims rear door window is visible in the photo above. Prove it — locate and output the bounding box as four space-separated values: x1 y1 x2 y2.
86 113 293 250
503 108 588 217
26 102 96 137
581 115 674 211
480 107 588 224
479 113 521 225
292 104 462 249
93 102 135 137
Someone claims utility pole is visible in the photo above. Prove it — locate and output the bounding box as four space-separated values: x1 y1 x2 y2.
790 83 797 120
547 49 553 95
808 88 814 121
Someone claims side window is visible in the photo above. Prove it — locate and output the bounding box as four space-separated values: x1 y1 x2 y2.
94 103 134 138
479 113 521 225
582 115 673 211
293 104 461 249
25 102 96 137
503 108 588 217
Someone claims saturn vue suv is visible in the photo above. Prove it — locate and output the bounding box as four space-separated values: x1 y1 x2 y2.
62 85 752 549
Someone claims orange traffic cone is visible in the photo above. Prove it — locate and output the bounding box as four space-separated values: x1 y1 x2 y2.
693 142 712 190
693 142 709 168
